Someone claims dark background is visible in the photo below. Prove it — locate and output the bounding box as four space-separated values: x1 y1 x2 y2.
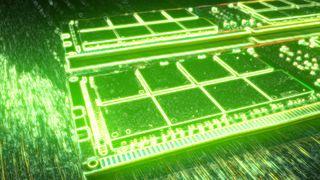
1 0 319 179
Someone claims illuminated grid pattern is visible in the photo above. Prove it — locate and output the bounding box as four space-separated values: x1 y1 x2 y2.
75 9 218 51
238 0 320 23
87 53 312 140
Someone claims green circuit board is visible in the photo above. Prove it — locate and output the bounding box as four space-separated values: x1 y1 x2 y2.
61 0 320 177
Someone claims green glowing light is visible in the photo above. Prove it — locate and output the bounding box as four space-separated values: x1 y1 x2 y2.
61 2 320 177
